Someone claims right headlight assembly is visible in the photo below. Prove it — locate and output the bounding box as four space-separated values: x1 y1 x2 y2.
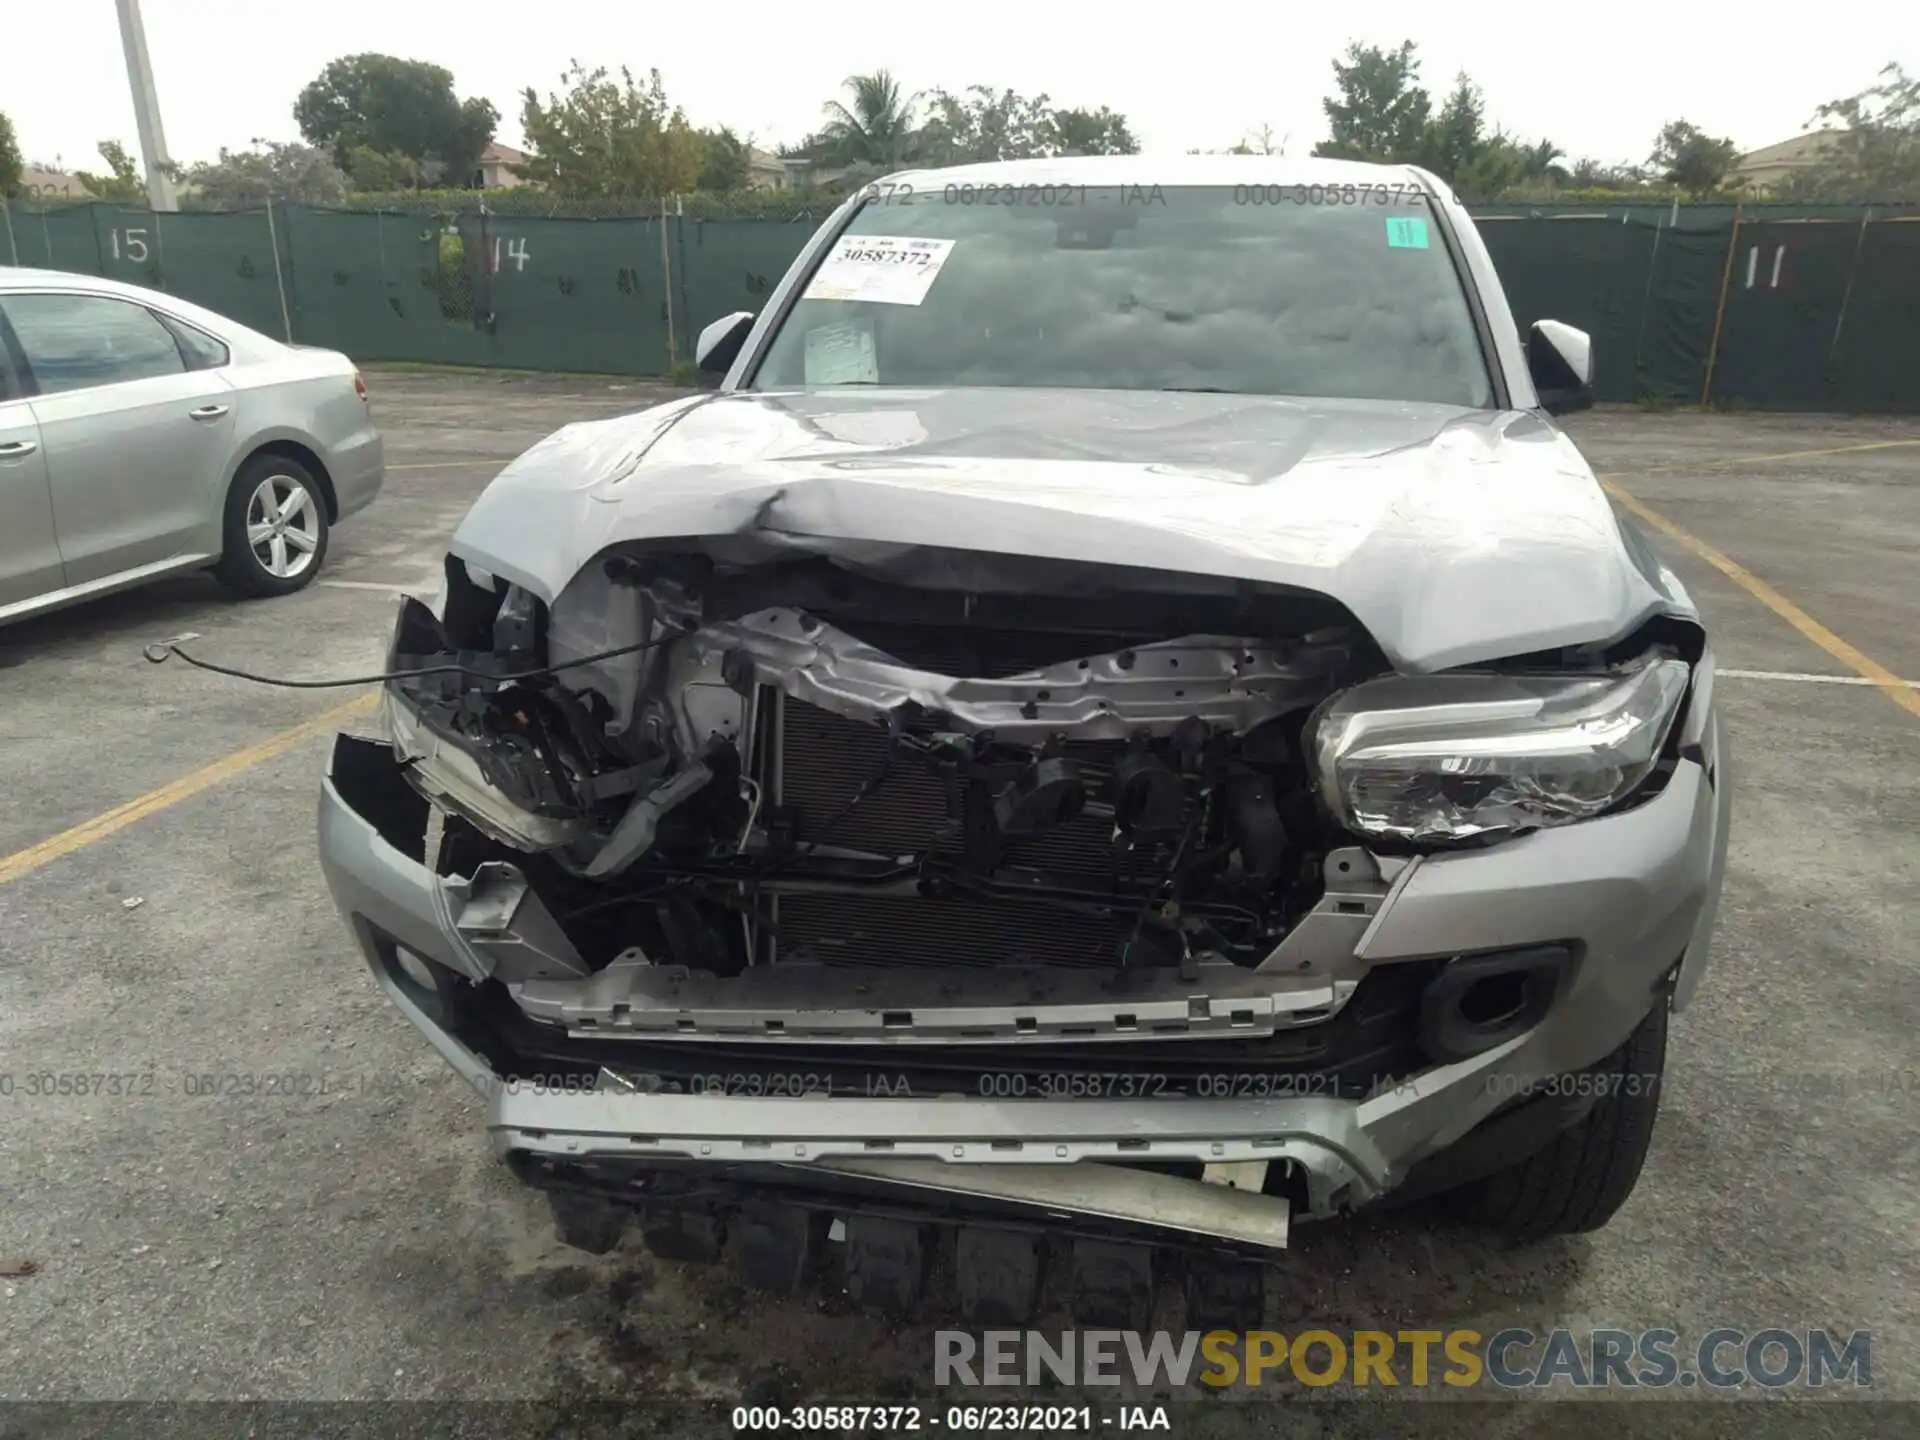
1310 655 1692 844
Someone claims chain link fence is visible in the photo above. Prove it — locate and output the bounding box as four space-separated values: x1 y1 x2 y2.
5 196 1919 410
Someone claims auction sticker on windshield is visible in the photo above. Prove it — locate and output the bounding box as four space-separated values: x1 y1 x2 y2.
804 236 957 305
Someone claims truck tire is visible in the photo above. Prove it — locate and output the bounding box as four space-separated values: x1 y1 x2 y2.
1453 1003 1668 1239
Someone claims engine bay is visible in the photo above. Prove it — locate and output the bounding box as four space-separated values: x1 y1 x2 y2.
385 545 1385 984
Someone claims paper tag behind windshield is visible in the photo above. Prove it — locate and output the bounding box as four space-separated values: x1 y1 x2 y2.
803 319 879 384
803 236 955 306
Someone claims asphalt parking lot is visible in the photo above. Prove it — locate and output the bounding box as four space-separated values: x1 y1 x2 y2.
2 372 1917 1424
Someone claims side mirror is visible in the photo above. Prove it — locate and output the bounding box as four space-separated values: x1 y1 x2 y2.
1527 320 1594 416
696 311 755 376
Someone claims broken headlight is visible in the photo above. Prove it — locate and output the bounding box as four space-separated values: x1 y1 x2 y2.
1310 656 1691 843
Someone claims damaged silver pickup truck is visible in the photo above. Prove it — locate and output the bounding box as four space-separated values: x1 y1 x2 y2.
318 155 1729 1323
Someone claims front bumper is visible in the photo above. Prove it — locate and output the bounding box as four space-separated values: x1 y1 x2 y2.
317 707 1728 1223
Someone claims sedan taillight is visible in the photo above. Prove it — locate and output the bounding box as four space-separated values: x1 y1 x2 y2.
353 372 368 402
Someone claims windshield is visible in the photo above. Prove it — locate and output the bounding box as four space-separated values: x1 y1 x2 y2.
751 183 1494 407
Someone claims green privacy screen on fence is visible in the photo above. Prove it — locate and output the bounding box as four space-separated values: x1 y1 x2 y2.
5 198 1919 412
1473 216 1730 403
477 214 676 375
281 208 489 366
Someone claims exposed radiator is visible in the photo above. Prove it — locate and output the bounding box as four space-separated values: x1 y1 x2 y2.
775 697 1140 880
770 690 1176 969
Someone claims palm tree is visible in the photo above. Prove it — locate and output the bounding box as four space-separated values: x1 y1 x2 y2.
1453 133 1569 200
818 71 920 169
1520 138 1570 185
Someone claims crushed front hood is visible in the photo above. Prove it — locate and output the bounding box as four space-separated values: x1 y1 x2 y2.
449 387 1694 673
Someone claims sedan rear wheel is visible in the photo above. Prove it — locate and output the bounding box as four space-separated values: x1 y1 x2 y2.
215 454 331 597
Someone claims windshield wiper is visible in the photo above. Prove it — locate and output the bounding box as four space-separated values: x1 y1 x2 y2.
1156 386 1238 394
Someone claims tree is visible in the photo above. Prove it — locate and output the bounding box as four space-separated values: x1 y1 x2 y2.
1225 124 1282 156
1048 106 1139 156
0 110 23 198
294 54 497 185
1452 132 1567 199
817 71 921 168
516 63 706 198
1309 41 1566 198
697 126 751 191
1419 76 1486 179
1187 126 1282 156
909 88 1141 165
1566 156 1647 189
1791 63 1920 200
1649 119 1740 195
343 146 426 191
181 140 347 207
793 76 1136 173
76 140 144 201
1314 41 1432 163
918 86 1054 164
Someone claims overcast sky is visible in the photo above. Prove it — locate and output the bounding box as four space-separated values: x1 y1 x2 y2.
8 1 1915 174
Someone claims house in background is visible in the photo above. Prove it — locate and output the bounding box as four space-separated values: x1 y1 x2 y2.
472 142 530 190
774 154 860 191
17 167 86 201
1732 133 1840 194
746 147 791 190
744 147 853 191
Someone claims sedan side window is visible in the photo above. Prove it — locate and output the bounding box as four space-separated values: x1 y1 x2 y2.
0 292 187 396
157 312 231 371
0 338 21 403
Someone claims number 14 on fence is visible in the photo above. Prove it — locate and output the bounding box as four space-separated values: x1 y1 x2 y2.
488 236 531 274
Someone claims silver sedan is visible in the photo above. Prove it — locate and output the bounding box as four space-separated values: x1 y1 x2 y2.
0 267 384 626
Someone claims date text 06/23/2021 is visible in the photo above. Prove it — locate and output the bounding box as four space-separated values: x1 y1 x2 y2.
730 1404 1169 1432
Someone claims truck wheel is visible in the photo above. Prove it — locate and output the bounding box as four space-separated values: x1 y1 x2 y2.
1453 1004 1668 1239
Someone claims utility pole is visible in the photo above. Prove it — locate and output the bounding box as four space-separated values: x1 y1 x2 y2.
114 0 179 210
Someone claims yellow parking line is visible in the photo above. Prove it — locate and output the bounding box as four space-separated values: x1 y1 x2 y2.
1602 479 1920 722
0 694 377 886
1625 437 1920 479
1721 439 1920 465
